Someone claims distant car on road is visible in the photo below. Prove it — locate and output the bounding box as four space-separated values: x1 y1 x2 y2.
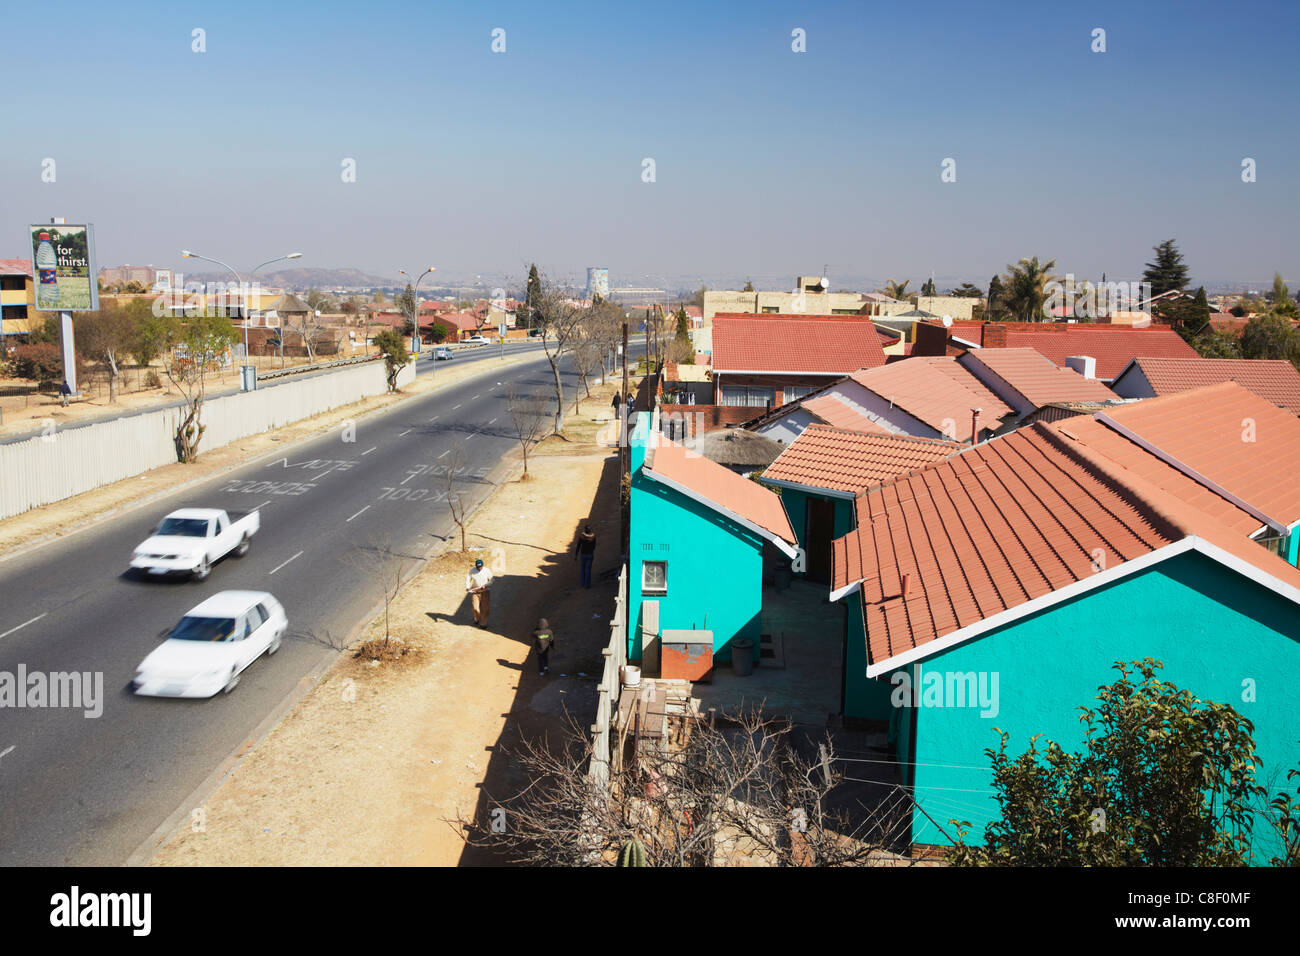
528 328 543 337
434 346 454 360
131 591 287 697
129 507 260 580
464 335 490 345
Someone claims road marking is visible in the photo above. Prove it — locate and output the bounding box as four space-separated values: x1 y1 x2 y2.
268 551 304 575
346 506 370 522
438 450 450 459
487 417 497 426
400 429 412 437
464 434 476 443
362 446 377 456
254 500 271 510
428 415 439 422
471 394 479 400
451 404 461 410
0 746 13 762
401 473 417 485
0 613 47 641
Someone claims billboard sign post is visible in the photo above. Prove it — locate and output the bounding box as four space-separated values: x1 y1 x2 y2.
30 222 98 394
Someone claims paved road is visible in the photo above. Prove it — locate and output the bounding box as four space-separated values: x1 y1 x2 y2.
0 344 585 864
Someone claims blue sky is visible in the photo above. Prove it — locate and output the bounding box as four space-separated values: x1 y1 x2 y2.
1 0 1296 289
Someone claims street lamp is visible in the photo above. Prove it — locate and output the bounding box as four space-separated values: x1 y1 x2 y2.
398 267 436 356
180 250 302 391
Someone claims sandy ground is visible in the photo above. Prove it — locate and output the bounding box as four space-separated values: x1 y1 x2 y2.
150 379 630 866
0 350 538 559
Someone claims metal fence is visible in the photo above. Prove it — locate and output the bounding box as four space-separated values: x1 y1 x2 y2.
0 360 416 521
588 564 628 788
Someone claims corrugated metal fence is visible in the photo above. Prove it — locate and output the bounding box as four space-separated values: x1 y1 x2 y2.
588 564 628 787
0 359 416 521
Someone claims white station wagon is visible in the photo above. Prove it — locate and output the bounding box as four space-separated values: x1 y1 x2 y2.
131 591 288 698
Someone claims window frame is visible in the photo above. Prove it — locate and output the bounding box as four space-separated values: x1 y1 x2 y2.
642 560 668 596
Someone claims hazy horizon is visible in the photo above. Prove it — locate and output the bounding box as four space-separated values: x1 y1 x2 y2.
2 0 1296 288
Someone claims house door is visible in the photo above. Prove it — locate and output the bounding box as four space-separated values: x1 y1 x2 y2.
805 497 835 584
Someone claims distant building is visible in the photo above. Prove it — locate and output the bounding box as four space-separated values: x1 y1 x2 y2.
587 267 610 300
0 258 36 341
703 276 869 321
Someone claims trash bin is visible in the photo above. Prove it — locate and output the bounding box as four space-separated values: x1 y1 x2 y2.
732 639 754 676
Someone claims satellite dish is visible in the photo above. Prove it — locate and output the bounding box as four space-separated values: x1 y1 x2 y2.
821 277 829 289
942 314 953 327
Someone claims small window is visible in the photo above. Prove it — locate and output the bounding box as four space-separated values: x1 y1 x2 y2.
643 560 667 595
247 604 268 630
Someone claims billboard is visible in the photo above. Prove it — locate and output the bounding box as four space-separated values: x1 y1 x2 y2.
29 223 98 311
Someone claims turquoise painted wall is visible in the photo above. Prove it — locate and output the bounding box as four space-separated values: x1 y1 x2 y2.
629 415 763 663
902 551 1300 863
844 597 896 721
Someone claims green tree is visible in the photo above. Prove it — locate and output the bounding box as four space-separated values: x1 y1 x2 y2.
1194 328 1243 359
1155 286 1212 342
999 256 1058 322
883 278 910 301
949 660 1265 866
427 321 451 344
692 284 707 310
1142 239 1190 297
1241 313 1300 364
949 282 984 298
674 306 691 348
166 312 237 463
522 264 542 328
371 328 410 392
986 275 1005 318
79 303 142 403
921 277 937 297
132 308 178 367
395 284 416 326
372 289 386 304
1270 272 1296 316
742 278 754 292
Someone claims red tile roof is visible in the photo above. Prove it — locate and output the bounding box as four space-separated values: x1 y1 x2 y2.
763 424 960 495
962 347 1120 407
1116 357 1300 415
712 314 887 374
941 322 1198 379
645 435 796 547
848 357 1014 437
431 311 485 332
801 393 893 434
1056 382 1300 531
832 383 1300 671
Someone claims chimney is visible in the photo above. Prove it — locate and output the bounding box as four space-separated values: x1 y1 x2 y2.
901 572 913 597
983 323 1008 348
1065 355 1097 379
971 408 982 444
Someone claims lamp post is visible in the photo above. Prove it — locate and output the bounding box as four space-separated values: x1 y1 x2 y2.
398 267 436 357
180 250 302 390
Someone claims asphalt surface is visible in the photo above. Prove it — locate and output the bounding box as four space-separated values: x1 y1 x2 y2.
0 341 584 864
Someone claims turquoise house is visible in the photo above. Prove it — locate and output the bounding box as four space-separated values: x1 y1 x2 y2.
628 411 798 667
832 388 1300 862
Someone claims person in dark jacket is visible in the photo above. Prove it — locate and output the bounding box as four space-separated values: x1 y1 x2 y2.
532 618 555 675
575 524 597 588
59 380 72 407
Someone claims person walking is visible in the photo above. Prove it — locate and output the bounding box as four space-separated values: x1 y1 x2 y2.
575 524 597 589
532 618 555 675
465 558 493 627
625 392 635 420
59 380 72 407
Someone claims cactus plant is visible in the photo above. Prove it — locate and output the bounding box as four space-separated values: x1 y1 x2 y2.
618 838 646 867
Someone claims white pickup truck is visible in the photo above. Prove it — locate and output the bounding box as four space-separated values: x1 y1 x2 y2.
130 507 260 580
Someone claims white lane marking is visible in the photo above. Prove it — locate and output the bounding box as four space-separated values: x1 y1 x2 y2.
362 446 377 456
0 613 46 641
428 415 439 422
487 417 497 426
438 450 450 459
0 745 13 762
471 394 479 400
464 434 476 443
346 506 370 522
400 429 412 437
268 551 304 575
401 473 417 485
451 404 461 410
254 500 271 510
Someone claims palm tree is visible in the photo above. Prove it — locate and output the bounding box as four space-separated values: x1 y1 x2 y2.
999 257 1059 322
883 279 911 301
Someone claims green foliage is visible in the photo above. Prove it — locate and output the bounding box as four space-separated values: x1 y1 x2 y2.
884 278 910 301
1193 328 1243 359
1241 313 1300 364
674 307 690 346
948 659 1265 866
25 314 61 345
372 328 409 392
692 284 707 310
999 256 1058 322
742 278 754 292
427 321 451 343
618 838 646 867
1270 273 1296 316
395 283 416 324
986 275 1005 318
1142 239 1190 297
949 283 984 298
8 342 64 383
1154 286 1212 342
921 277 937 297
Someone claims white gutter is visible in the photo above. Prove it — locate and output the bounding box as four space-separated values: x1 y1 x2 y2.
643 467 800 559
1094 412 1290 535
829 578 861 603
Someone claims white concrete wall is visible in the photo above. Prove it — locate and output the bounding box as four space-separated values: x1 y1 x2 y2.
0 359 416 520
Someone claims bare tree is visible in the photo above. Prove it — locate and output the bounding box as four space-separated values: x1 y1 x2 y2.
534 278 585 434
79 303 140 403
457 709 914 867
343 530 422 655
444 437 471 552
570 335 603 412
165 311 237 463
506 386 550 480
